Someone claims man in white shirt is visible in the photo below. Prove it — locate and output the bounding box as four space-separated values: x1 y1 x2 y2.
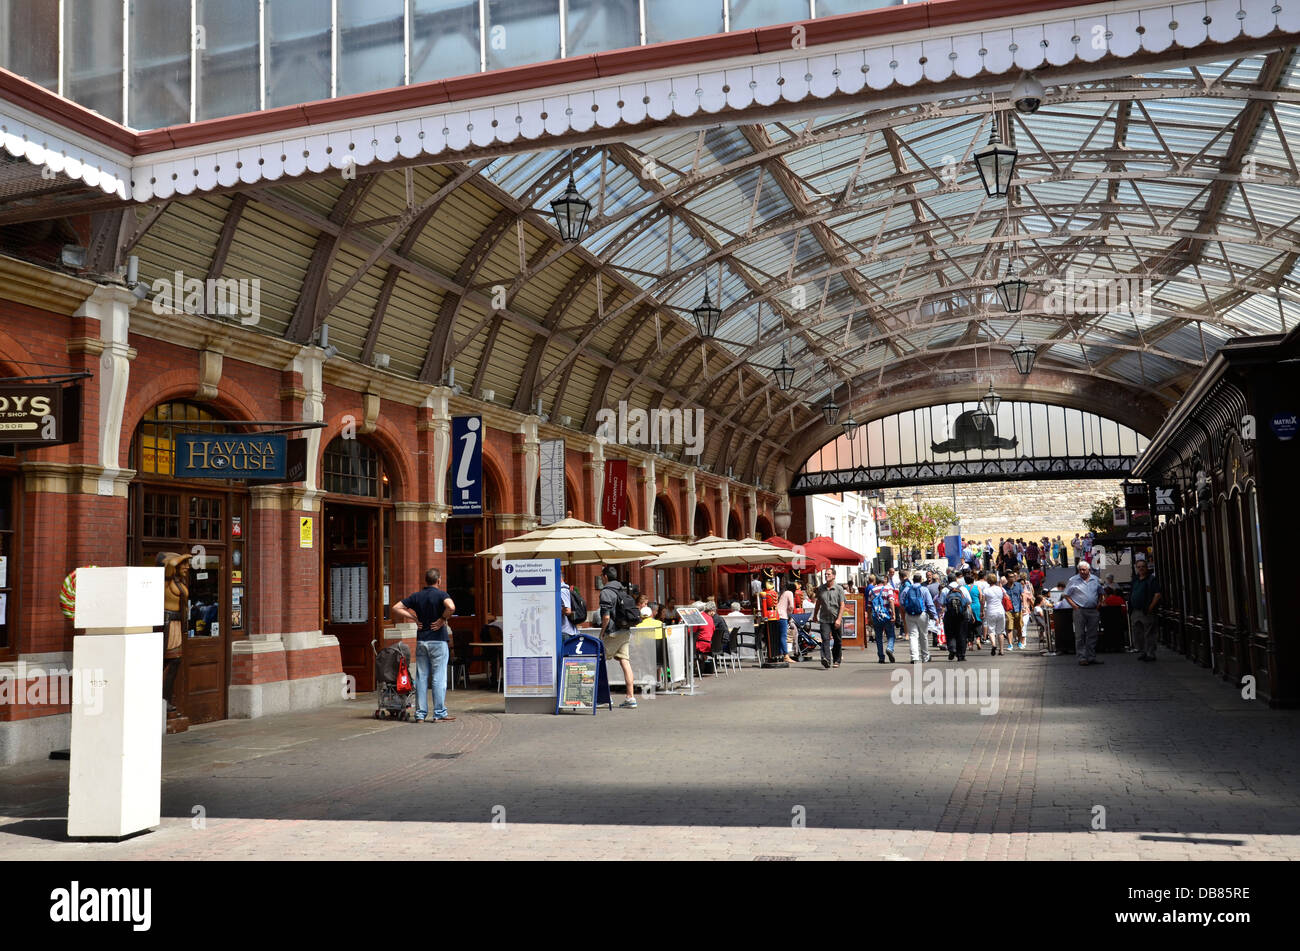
1064 561 1105 666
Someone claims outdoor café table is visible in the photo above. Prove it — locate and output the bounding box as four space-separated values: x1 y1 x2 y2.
469 642 503 689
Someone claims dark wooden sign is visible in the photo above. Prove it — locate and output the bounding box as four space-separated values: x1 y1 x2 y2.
0 383 80 447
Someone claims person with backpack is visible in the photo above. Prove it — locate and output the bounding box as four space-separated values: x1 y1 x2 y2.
869 574 900 664
598 564 641 708
560 569 587 638
940 579 973 660
901 571 938 663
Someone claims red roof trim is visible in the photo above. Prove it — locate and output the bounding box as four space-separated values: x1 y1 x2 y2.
0 0 1134 158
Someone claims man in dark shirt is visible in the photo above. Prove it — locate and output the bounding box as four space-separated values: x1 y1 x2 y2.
391 568 456 723
598 564 638 708
1130 555 1163 662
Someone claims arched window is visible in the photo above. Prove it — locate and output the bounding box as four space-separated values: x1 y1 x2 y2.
653 498 670 537
324 437 391 499
132 400 222 477
694 505 711 539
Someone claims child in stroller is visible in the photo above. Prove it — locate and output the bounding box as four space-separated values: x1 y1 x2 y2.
371 639 416 721
789 613 822 662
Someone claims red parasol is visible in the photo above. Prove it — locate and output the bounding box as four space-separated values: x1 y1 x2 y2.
802 535 865 566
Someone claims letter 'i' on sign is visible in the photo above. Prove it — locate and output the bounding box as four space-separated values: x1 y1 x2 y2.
452 417 483 516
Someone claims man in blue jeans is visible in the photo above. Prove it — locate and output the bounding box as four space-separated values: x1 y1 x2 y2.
868 575 899 664
391 568 456 722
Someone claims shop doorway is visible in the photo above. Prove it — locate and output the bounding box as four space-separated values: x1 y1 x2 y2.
130 401 249 728
324 503 383 692
132 487 240 725
321 437 395 693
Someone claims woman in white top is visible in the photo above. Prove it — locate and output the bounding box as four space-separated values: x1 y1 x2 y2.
979 571 1009 656
776 581 797 664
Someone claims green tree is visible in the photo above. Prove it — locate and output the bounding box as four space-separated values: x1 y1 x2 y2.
1083 494 1122 534
884 502 957 563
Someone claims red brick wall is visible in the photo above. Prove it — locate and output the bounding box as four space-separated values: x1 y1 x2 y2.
284 643 342 682
230 649 288 687
0 670 72 721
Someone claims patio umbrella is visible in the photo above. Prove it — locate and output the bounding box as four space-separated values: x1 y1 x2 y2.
615 524 685 552
651 536 800 570
476 517 661 566
802 535 865 566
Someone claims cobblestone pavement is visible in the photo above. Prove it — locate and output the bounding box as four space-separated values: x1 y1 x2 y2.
3 632 1299 860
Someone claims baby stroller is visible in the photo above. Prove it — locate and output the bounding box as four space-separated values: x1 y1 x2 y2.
371 639 416 721
790 615 822 662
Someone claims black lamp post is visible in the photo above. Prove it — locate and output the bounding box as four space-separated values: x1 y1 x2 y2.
550 171 591 242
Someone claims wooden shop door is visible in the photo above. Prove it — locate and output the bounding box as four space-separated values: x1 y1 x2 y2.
324 503 380 692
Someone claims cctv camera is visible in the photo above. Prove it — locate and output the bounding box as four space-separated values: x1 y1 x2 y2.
1012 73 1045 114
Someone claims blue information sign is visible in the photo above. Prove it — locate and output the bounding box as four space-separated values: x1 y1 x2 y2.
451 416 483 515
175 433 288 479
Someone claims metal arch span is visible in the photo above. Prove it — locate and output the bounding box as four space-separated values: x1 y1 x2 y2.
794 399 1149 493
790 455 1136 495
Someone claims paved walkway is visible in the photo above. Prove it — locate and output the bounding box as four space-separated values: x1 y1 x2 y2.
3 631 1299 860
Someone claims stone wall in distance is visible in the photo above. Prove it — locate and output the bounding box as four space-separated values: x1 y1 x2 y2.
908 478 1123 543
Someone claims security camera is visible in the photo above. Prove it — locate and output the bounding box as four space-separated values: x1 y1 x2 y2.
1012 73 1045 114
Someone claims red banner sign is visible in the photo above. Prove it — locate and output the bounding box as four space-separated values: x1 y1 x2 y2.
602 460 628 531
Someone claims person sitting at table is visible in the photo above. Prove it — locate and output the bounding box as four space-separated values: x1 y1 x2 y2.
1102 585 1126 608
689 600 717 673
708 601 731 654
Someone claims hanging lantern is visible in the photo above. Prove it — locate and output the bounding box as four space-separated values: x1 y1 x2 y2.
973 115 1017 198
691 287 722 339
1011 334 1036 375
971 410 990 430
842 415 859 440
980 381 1002 418
772 349 795 391
550 174 591 242
995 259 1030 313
821 394 840 426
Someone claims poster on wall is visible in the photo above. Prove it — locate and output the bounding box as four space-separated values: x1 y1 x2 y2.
502 559 560 701
539 439 566 525
451 416 483 516
602 459 628 530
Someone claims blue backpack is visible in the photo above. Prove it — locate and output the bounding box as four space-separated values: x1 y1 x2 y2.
870 587 892 623
902 583 926 616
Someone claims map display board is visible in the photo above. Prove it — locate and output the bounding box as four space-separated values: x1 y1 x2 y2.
502 559 560 699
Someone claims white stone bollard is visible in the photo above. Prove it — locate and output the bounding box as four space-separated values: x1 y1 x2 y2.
67 567 165 839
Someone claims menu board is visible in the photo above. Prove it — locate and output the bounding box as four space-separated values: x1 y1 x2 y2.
330 563 369 624
677 608 707 627
556 657 599 713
